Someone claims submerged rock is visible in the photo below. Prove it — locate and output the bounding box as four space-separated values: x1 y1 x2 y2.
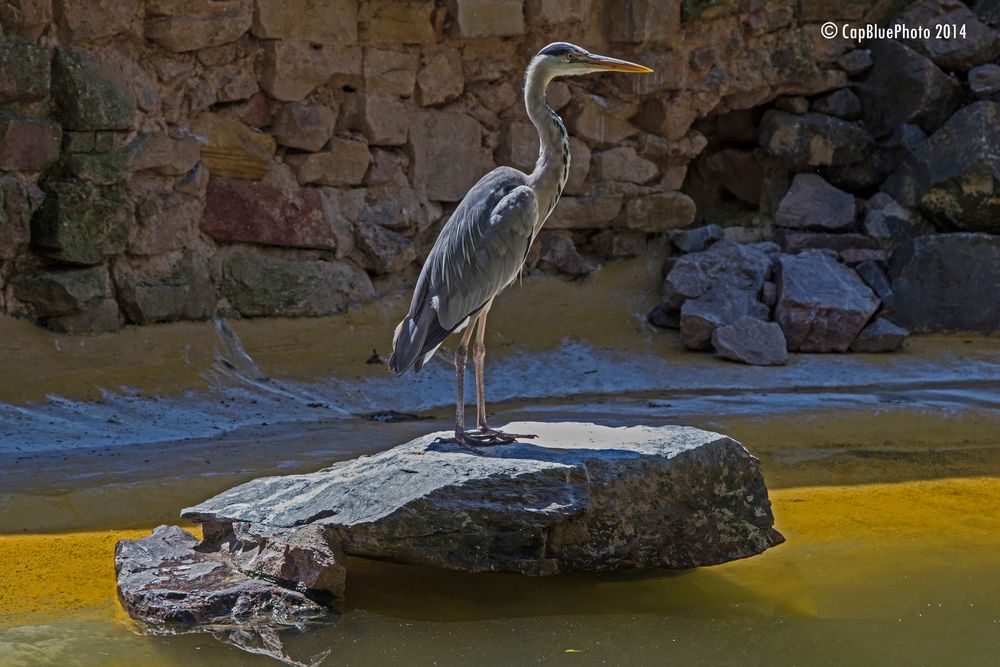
850 317 908 353
711 316 789 366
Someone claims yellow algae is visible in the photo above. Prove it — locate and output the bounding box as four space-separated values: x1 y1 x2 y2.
4 479 1000 631
0 525 202 625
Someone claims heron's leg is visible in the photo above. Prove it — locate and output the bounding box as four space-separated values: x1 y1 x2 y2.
472 301 492 431
468 303 536 443
453 324 476 438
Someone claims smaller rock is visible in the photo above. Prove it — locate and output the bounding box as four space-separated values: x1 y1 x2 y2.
621 192 696 232
711 316 788 366
355 221 416 274
547 195 623 230
191 113 276 181
259 40 341 102
969 63 1000 96
273 103 336 152
670 224 723 254
590 230 646 258
51 47 136 131
855 259 893 303
536 231 597 275
591 147 659 184
11 265 111 317
496 121 539 173
131 132 202 176
417 50 464 106
836 49 873 76
565 92 637 146
647 303 679 329
286 140 371 186
862 193 933 243
839 248 887 265
774 96 808 114
811 88 861 120
895 0 1000 70
116 525 327 627
0 114 61 172
680 287 769 351
759 110 873 167
452 0 525 38
761 280 777 308
774 250 881 352
775 174 856 231
145 1 252 53
0 39 50 103
46 298 121 334
662 241 773 308
350 93 409 146
849 317 908 353
212 522 346 598
363 48 418 97
31 180 134 265
359 0 436 45
114 252 217 324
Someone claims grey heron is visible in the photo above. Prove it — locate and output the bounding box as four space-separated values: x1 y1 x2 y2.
389 42 652 445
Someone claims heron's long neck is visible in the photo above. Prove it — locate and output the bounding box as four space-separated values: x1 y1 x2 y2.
524 60 570 230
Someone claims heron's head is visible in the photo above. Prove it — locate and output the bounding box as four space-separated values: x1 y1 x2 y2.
533 42 653 78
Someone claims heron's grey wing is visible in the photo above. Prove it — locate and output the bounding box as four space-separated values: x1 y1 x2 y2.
429 179 538 330
389 167 538 375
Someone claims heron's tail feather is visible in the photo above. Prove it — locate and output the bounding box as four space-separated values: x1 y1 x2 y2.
388 314 426 376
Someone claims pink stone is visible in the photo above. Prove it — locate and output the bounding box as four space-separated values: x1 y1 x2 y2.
0 116 61 172
201 178 337 250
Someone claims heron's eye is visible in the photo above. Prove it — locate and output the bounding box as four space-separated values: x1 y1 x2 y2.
565 52 576 62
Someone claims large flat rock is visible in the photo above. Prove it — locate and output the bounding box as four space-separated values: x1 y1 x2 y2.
182 422 782 574
118 422 782 632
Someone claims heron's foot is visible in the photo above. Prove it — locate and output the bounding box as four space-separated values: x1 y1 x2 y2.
470 426 537 443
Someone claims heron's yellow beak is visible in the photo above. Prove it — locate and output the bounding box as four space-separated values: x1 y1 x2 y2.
585 54 653 73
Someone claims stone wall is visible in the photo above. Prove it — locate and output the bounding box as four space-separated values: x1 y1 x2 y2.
0 0 902 333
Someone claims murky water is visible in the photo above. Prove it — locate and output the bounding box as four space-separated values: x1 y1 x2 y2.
2 256 999 666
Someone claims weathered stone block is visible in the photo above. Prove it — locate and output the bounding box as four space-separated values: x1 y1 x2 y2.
759 110 872 167
662 241 773 308
712 316 788 366
606 0 680 46
355 221 417 274
114 252 217 324
11 265 110 317
450 0 525 37
0 176 43 259
0 0 53 40
680 287 769 351
882 102 1000 234
0 114 61 172
130 190 202 256
0 39 50 103
775 174 856 231
849 317 907 353
145 0 252 52
670 223 723 254
536 230 597 275
32 180 133 265
359 0 436 44
591 146 659 184
888 233 1000 332
251 0 357 45
286 140 372 187
56 0 142 43
496 121 537 173
621 192 696 232
46 298 122 334
547 195 622 229
565 93 638 146
202 177 337 250
896 0 1000 70
417 50 464 106
51 47 136 131
363 48 419 97
131 132 203 176
191 112 276 180
774 250 880 352
273 103 336 152
564 137 590 195
407 111 493 201
591 230 646 258
351 93 409 146
855 39 961 137
258 40 340 101
221 253 374 317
